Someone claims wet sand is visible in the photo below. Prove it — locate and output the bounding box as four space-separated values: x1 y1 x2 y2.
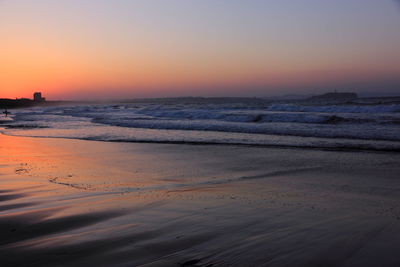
1 134 400 266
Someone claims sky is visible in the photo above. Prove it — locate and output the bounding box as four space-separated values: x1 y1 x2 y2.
1 0 400 100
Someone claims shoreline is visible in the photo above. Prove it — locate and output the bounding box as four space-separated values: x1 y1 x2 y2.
1 134 400 266
2 131 400 154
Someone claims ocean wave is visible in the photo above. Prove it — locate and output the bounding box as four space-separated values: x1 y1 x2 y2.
3 126 400 152
91 117 400 141
3 102 400 151
0 117 14 123
132 108 390 124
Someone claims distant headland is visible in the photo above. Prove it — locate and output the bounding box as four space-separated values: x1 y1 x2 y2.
2 91 400 109
0 92 53 109
305 92 358 103
0 92 45 109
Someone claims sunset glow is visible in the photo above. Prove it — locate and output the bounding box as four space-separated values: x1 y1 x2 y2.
1 0 400 99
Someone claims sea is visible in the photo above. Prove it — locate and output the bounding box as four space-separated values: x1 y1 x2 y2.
1 97 400 151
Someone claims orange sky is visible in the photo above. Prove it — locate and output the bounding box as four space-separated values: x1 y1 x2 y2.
1 0 400 99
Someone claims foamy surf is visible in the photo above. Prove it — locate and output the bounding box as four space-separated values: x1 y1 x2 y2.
1 100 400 151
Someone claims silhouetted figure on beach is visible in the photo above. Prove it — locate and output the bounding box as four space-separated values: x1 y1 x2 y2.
3 109 9 117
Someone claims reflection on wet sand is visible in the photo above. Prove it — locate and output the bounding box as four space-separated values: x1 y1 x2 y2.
1 134 400 266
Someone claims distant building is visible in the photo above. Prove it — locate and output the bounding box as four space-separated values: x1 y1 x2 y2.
33 92 46 102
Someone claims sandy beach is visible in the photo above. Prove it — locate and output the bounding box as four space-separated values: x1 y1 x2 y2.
1 133 400 266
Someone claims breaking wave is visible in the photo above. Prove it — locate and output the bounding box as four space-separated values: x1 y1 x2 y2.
1 100 400 151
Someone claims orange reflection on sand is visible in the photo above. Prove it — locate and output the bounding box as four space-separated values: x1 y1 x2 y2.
0 133 173 219
0 134 181 192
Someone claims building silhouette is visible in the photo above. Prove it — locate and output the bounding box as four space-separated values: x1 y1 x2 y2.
33 92 46 102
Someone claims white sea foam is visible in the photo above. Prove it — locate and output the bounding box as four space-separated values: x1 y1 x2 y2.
2 101 400 151
0 116 13 123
